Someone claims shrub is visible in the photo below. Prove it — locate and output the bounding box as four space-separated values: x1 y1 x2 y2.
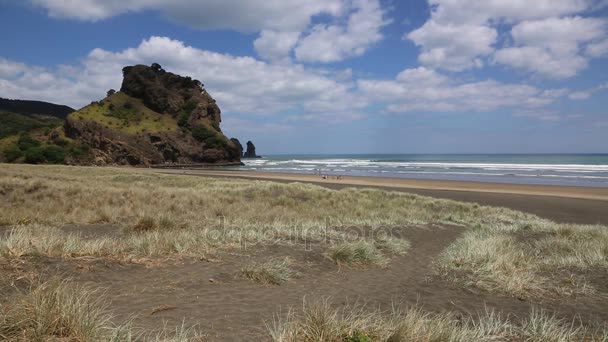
211 121 221 131
182 101 197 114
42 145 66 164
24 147 46 164
191 126 215 142
178 112 189 127
17 135 41 150
54 138 69 147
3 145 23 162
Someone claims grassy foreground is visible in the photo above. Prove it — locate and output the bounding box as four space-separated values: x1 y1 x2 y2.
1 164 607 340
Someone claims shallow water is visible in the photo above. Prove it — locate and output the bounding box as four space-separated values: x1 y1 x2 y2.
225 154 608 187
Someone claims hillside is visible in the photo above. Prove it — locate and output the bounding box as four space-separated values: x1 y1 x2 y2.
0 63 244 166
64 63 242 166
0 97 74 119
0 98 89 164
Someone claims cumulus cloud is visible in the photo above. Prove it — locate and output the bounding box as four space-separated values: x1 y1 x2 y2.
494 16 607 78
406 0 608 77
253 30 300 63
31 0 387 64
407 22 496 71
0 36 582 128
30 0 343 32
358 67 566 112
294 0 389 63
0 36 366 123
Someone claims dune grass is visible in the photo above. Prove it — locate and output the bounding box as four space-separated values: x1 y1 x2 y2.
0 278 203 341
242 257 298 285
266 300 607 342
0 164 607 299
436 221 608 298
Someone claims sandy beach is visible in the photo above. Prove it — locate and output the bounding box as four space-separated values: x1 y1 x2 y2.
158 169 608 225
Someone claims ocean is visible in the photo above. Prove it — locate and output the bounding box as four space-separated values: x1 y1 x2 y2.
226 154 608 187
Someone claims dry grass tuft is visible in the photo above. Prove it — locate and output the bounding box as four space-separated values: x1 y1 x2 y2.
0 278 204 341
0 278 113 341
437 222 608 298
328 241 387 266
242 257 297 285
266 300 608 342
130 216 157 233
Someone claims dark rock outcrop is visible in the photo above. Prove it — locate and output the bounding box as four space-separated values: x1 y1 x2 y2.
230 138 244 157
65 63 241 166
243 140 260 158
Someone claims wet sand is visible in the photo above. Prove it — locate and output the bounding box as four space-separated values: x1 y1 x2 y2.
158 169 608 225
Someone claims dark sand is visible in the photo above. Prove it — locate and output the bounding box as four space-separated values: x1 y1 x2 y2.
158 169 608 225
4 169 608 341
8 224 607 341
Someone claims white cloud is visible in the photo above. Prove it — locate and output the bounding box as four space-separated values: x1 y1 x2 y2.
586 38 608 57
569 83 608 100
0 36 366 123
407 22 496 71
425 0 592 25
0 58 27 79
253 30 300 63
494 17 607 78
358 67 565 113
406 0 608 76
30 0 343 32
0 37 581 126
494 46 588 79
32 0 386 64
294 0 389 63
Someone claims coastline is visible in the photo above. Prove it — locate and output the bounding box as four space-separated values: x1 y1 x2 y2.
157 169 608 225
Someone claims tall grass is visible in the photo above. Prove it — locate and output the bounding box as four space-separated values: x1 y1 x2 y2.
0 279 203 341
1 164 607 298
266 300 608 342
437 221 608 298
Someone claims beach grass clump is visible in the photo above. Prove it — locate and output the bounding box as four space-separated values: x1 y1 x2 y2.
328 241 387 266
242 257 297 285
0 278 204 342
0 278 114 341
266 300 607 342
130 216 157 233
436 221 608 298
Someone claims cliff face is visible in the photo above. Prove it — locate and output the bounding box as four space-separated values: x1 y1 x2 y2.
243 140 260 158
65 64 242 166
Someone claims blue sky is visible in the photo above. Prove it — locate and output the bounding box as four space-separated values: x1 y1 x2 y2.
1 0 607 154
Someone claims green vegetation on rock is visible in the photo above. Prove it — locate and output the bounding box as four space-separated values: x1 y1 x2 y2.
69 92 178 135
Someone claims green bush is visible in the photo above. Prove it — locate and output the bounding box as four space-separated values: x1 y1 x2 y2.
69 144 90 159
24 147 46 164
211 121 221 131
191 126 215 142
182 101 197 114
17 135 41 150
178 112 189 127
42 145 66 164
3 145 23 162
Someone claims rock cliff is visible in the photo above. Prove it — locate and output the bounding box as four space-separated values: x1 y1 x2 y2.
64 63 242 166
243 140 260 158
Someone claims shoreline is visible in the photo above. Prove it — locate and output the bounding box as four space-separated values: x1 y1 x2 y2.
157 169 608 225
158 169 608 201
